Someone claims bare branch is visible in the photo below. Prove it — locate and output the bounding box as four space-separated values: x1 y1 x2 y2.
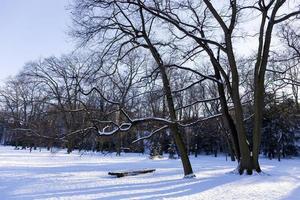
132 125 169 143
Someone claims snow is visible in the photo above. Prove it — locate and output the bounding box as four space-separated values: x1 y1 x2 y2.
0 146 299 200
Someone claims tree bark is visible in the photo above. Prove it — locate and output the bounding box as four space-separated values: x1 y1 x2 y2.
213 64 241 162
138 6 194 176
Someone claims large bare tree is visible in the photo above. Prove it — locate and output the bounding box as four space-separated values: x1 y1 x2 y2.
105 0 299 174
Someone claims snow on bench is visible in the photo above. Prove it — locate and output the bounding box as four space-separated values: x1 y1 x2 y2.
108 169 156 178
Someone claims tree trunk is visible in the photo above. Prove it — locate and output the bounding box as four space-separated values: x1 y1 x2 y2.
252 78 264 172
116 107 122 156
232 98 253 175
252 11 276 173
224 33 254 174
142 29 194 177
213 65 240 161
160 67 194 177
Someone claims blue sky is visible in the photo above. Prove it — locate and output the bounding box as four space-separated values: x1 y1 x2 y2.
0 0 73 83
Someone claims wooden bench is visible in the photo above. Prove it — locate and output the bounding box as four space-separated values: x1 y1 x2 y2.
108 169 156 178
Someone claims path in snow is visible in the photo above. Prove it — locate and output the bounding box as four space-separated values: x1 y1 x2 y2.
0 146 299 200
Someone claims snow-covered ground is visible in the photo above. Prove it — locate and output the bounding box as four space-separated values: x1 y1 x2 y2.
0 146 299 200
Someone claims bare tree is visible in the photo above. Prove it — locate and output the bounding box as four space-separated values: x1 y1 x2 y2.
279 24 300 108
109 0 299 174
70 0 230 177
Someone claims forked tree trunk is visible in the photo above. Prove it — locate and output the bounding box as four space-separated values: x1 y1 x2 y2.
224 32 260 174
231 98 253 174
252 10 277 173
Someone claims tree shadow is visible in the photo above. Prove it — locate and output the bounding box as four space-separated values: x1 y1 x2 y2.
7 169 241 200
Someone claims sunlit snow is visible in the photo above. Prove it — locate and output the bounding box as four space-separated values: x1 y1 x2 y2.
0 146 299 200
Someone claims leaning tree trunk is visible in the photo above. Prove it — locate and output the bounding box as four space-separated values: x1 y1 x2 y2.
142 31 194 177
160 67 194 177
212 63 241 161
